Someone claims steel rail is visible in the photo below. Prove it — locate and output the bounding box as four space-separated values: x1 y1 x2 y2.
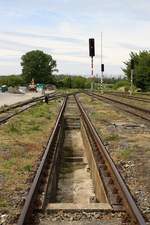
0 94 64 125
89 92 150 114
105 91 150 97
17 96 67 225
85 92 150 123
105 92 150 103
75 95 146 225
0 92 57 114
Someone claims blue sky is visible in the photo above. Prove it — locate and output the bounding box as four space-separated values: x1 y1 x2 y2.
0 0 150 76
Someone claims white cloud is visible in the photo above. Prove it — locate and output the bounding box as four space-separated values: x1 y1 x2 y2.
0 0 150 75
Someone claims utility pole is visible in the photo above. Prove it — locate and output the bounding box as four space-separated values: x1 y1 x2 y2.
100 32 104 94
130 59 134 95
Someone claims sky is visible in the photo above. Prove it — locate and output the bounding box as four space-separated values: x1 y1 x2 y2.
0 0 150 77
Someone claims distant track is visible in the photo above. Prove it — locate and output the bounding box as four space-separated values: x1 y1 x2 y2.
106 92 150 103
84 92 150 124
0 93 64 125
0 92 57 113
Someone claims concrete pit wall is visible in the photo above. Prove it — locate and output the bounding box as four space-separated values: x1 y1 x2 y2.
45 123 65 204
80 119 108 203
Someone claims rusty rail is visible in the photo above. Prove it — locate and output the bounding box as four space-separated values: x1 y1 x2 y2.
0 93 64 125
17 96 67 225
106 92 150 103
0 92 59 114
85 92 150 123
17 93 147 225
75 95 146 225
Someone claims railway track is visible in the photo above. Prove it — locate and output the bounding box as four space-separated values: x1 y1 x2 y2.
16 94 146 225
85 92 150 124
106 92 150 103
0 93 64 125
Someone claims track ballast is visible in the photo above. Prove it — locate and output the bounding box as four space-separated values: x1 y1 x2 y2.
16 94 146 225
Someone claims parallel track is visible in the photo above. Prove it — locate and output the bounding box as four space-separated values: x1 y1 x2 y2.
0 93 64 125
16 94 146 225
85 92 150 124
106 92 150 103
75 95 146 225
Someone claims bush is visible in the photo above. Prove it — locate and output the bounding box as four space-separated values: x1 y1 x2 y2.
0 75 26 87
113 80 130 90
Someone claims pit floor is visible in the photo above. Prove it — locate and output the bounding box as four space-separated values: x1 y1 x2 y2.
56 130 96 204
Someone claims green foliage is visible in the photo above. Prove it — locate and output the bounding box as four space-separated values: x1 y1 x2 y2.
0 75 25 87
8 122 20 133
119 148 132 160
122 51 150 91
3 159 17 169
105 134 120 141
53 75 91 89
113 79 130 90
21 50 58 83
0 197 7 207
23 164 32 172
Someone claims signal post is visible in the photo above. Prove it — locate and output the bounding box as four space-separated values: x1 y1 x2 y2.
89 38 95 91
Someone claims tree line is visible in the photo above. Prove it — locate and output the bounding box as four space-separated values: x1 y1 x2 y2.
0 50 149 91
122 51 150 91
0 73 125 89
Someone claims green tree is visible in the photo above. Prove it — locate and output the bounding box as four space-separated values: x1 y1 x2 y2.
63 76 72 88
72 76 86 88
21 50 58 83
122 51 150 91
0 75 25 87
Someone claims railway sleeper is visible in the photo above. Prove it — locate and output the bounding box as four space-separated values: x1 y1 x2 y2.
17 95 146 225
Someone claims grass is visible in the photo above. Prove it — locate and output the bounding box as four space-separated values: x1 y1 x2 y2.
23 164 32 172
2 159 17 169
78 93 147 163
7 122 20 133
105 134 120 141
4 103 54 135
0 99 61 220
0 197 7 208
117 147 133 160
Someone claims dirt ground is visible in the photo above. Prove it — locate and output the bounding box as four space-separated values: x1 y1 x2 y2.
57 130 95 204
0 91 54 107
38 129 128 225
103 93 150 111
38 212 126 225
78 93 150 223
0 99 61 225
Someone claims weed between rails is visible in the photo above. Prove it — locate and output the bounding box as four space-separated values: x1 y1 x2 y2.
0 100 60 218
